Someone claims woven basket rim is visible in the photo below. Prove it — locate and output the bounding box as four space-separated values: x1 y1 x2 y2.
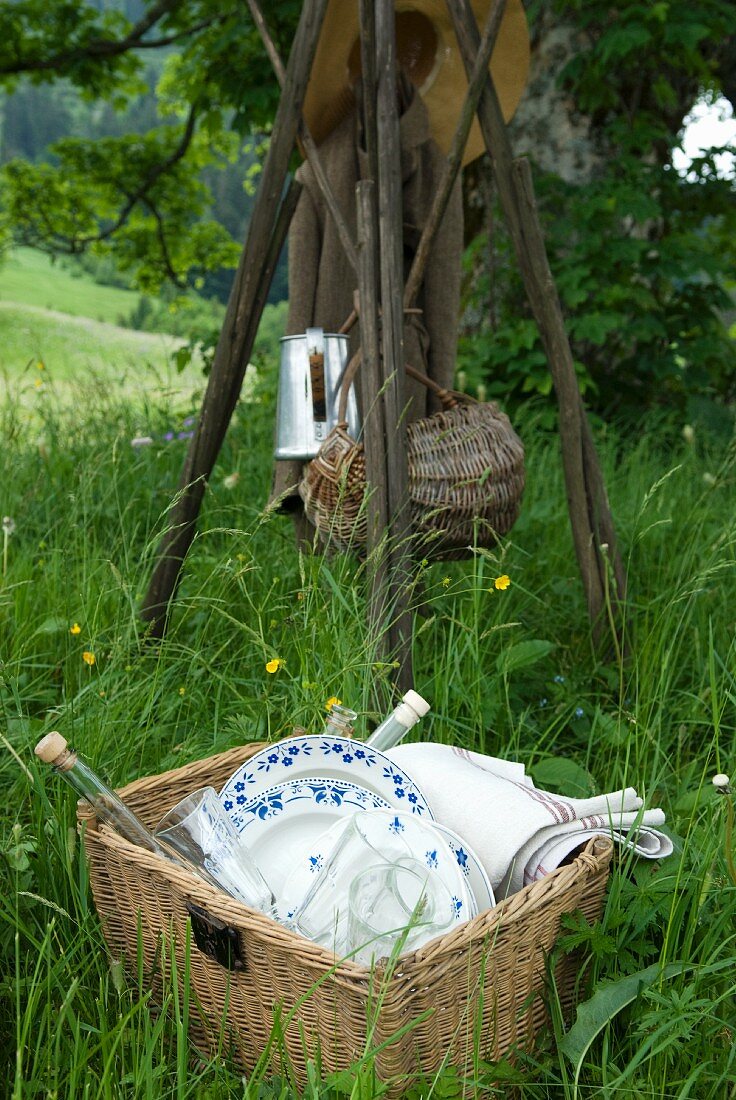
77 740 613 975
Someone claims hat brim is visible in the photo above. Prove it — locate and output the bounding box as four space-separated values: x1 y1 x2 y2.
302 0 530 167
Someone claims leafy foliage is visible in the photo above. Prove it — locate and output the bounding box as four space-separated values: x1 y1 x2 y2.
0 0 302 292
459 0 736 421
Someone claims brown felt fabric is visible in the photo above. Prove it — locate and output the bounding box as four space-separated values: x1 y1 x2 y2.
269 88 463 511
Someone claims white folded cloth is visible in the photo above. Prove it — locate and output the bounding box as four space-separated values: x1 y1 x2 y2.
388 743 673 897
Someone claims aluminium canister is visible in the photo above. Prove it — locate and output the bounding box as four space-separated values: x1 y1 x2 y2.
275 327 360 460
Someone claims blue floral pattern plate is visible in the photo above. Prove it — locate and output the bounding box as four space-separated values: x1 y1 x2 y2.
220 735 433 819
433 823 495 913
280 809 475 926
223 776 392 896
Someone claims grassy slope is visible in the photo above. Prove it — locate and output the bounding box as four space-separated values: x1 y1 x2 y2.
0 248 144 322
0 249 200 407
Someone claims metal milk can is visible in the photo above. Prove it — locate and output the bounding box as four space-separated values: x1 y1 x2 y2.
274 327 361 459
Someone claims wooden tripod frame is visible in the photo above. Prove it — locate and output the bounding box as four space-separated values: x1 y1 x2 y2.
141 0 627 686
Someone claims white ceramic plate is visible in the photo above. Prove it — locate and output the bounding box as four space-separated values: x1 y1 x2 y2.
220 735 433 820
223 776 392 896
280 809 475 926
433 823 495 913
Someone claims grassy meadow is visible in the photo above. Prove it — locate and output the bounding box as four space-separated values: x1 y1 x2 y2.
0 255 735 1098
0 248 147 322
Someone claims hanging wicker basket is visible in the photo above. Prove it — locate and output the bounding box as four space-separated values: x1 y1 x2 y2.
299 357 525 559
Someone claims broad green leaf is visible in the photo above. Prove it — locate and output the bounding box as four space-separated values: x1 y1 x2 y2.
530 757 596 798
495 640 555 676
594 708 629 746
33 616 69 636
559 962 688 1071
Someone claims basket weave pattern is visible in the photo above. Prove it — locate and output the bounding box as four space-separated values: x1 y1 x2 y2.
299 370 525 558
79 743 611 1093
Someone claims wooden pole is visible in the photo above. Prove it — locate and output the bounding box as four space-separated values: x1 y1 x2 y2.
375 0 413 691
141 0 329 633
244 0 358 276
447 0 626 633
404 0 507 308
356 182 390 626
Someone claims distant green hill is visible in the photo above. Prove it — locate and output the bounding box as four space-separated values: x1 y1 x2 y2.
0 248 148 324
0 301 186 389
0 246 280 404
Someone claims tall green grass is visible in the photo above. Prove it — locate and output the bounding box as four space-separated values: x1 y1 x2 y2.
1 364 734 1097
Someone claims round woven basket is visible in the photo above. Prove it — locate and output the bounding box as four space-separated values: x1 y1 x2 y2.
299 357 525 558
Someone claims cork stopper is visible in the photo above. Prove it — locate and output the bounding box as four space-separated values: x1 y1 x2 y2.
402 690 430 718
35 731 72 768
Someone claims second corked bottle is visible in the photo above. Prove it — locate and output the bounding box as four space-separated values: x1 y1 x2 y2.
365 690 430 753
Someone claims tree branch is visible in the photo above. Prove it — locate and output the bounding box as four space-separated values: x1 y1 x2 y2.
144 199 188 288
74 105 198 249
0 0 201 77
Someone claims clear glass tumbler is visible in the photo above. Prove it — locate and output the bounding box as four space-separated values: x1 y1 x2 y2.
154 786 276 915
287 809 462 957
346 857 456 966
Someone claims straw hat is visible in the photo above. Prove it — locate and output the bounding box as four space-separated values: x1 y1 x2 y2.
302 0 530 167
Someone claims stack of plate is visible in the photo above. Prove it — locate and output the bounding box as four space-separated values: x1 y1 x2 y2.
219 734 494 953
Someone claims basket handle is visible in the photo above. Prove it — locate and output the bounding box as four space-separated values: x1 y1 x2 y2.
335 352 476 427
404 363 477 410
337 349 363 425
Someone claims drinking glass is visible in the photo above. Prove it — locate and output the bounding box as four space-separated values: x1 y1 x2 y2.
287 809 460 955
346 857 456 966
154 786 276 914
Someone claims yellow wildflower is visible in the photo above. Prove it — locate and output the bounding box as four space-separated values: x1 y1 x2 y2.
178 686 186 696
265 657 284 674
494 574 511 591
441 577 451 588
34 378 43 390
82 651 96 666
37 361 45 371
70 623 81 636
325 696 342 711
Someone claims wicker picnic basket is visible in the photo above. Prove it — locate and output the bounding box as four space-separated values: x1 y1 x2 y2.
78 742 612 1095
299 358 525 559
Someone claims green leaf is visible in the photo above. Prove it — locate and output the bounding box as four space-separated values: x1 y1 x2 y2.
496 640 555 676
33 616 69 636
559 962 689 1072
594 708 628 746
529 757 596 798
173 344 193 374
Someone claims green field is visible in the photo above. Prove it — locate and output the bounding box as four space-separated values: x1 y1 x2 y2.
0 248 146 323
0 353 734 1096
0 248 277 405
0 249 203 408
